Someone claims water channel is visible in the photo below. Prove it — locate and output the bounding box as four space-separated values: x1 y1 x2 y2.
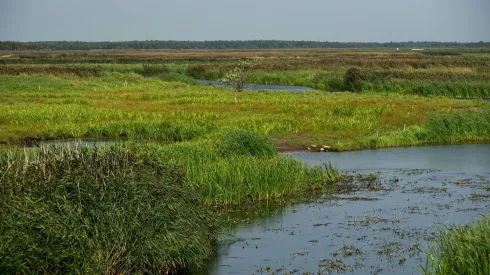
198 80 315 92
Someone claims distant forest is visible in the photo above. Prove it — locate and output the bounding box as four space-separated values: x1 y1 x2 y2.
0 40 489 51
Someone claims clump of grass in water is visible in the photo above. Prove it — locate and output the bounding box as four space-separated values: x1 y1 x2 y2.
0 145 218 274
423 216 490 275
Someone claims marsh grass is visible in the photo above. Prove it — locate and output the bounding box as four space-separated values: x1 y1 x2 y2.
0 145 218 274
153 130 337 205
424 106 490 142
423 216 490 275
0 65 103 77
213 128 278 157
1 74 489 151
4 49 489 97
1 51 490 150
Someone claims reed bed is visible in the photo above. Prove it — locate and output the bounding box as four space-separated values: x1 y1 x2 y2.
0 65 103 77
423 216 490 275
0 145 218 274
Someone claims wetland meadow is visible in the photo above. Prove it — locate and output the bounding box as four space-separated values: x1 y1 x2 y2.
0 48 489 274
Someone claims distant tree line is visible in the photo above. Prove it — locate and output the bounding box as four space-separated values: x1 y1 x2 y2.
0 40 489 51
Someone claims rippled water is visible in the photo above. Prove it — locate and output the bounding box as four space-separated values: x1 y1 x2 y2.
201 144 490 275
198 80 315 92
34 140 118 148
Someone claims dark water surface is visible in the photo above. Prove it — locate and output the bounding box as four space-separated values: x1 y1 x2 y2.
33 140 118 148
202 144 490 275
199 80 315 92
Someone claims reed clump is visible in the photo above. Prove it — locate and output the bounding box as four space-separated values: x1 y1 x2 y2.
214 128 278 157
424 106 490 142
0 146 218 274
423 216 490 275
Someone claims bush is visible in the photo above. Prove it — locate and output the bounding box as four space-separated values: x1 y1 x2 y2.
214 128 278 158
0 146 218 274
142 64 170 76
186 65 223 80
344 66 365 92
186 65 208 78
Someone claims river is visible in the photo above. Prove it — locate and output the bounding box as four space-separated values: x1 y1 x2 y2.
201 144 490 274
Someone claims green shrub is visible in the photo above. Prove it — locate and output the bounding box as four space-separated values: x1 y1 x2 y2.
214 128 278 158
186 65 223 80
0 146 218 274
142 64 170 76
186 65 208 78
344 67 365 92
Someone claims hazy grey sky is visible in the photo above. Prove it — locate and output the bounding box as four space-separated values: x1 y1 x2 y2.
1 0 489 42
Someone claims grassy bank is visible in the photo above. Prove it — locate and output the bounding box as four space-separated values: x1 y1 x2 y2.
424 216 490 275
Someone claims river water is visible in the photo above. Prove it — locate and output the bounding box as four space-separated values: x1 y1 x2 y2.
198 80 315 92
202 144 490 274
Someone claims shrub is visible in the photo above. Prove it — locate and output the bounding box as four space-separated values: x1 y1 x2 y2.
344 66 365 92
186 65 223 80
214 128 278 158
186 65 208 78
142 64 170 76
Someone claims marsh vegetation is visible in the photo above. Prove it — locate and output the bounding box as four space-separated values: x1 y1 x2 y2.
1 48 489 274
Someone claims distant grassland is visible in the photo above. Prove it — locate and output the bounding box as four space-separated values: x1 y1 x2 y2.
0 72 489 151
1 48 490 150
1 48 489 98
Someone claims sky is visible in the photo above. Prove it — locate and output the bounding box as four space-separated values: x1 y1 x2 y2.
0 0 489 42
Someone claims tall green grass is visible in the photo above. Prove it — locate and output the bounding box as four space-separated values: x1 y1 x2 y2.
424 106 490 142
361 105 490 149
423 216 490 275
0 65 103 77
0 146 218 274
153 129 337 204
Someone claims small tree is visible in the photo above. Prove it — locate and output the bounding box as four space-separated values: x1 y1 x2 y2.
221 61 250 102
